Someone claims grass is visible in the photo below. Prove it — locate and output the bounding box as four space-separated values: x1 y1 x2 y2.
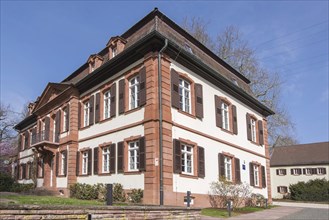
0 194 105 206
201 206 274 218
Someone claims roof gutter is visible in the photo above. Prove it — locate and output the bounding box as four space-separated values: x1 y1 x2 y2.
158 38 168 206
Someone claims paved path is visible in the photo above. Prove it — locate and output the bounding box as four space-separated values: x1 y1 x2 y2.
200 206 302 220
273 201 329 209
278 208 329 220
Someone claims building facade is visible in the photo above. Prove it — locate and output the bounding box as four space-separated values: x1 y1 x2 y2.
270 142 329 199
14 9 274 207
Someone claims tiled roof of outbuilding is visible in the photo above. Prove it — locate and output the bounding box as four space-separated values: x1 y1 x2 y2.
270 142 329 167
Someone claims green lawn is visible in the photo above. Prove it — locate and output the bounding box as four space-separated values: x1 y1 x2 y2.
201 206 272 218
0 194 104 206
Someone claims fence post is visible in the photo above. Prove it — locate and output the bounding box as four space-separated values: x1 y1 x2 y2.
227 200 232 217
106 184 113 206
186 191 191 208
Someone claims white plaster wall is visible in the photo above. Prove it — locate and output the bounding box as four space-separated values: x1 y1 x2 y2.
78 125 145 190
19 148 34 161
56 177 67 188
172 126 268 198
170 62 266 156
37 178 44 187
270 165 329 199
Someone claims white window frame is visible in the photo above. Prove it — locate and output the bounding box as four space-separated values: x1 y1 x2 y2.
60 152 66 176
112 47 117 58
254 165 259 187
181 144 193 175
128 141 139 171
129 76 140 110
292 168 300 175
221 102 230 130
82 152 88 175
103 91 111 119
63 108 68 132
278 169 285 175
102 146 110 173
84 102 90 127
224 156 232 181
278 186 288 193
179 78 191 113
250 118 257 142
318 168 326 175
305 168 312 175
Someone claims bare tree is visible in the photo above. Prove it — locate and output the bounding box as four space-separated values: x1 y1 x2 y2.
0 103 17 143
182 18 297 146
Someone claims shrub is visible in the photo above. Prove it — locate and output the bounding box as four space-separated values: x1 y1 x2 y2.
208 176 252 209
113 183 126 202
289 178 329 202
128 189 143 203
10 183 34 193
69 183 98 200
0 173 14 192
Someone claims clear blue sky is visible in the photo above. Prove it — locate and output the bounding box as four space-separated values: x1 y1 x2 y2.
1 1 328 144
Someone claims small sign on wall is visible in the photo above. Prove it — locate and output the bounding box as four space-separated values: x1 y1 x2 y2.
155 158 159 166
242 164 246 170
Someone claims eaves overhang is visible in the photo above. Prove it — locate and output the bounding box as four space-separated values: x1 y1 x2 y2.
14 114 37 131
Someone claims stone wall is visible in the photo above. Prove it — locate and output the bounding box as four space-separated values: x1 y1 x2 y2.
0 205 201 220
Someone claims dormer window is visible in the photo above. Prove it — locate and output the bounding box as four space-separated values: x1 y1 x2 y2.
112 47 117 58
90 62 95 72
87 54 103 73
184 43 193 54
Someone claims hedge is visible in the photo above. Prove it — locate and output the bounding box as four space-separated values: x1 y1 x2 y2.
289 178 329 202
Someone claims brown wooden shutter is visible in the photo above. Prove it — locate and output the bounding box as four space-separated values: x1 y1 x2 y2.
110 143 116 173
89 96 94 125
138 136 146 171
303 168 306 174
291 169 293 175
277 187 280 193
249 163 255 186
55 111 61 143
63 150 67 176
24 131 29 148
93 147 99 175
232 105 238 134
36 158 40 178
195 83 203 119
110 83 116 118
117 141 124 173
66 104 70 131
198 146 205 178
45 116 50 141
246 114 252 141
118 79 125 114
56 152 59 176
235 158 241 184
323 168 327 174
284 169 287 175
218 153 225 178
173 139 181 174
76 151 80 176
258 120 264 145
312 168 317 174
261 165 266 188
32 128 36 145
139 67 146 107
78 102 81 129
215 96 222 128
276 169 279 175
95 93 100 123
171 69 180 109
87 149 92 175
298 168 302 175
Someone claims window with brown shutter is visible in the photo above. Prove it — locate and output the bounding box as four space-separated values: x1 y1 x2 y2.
215 96 222 128
195 84 203 119
55 111 61 143
232 105 238 134
139 67 146 107
87 149 92 175
261 165 266 188
94 147 99 175
138 137 146 171
173 139 181 174
56 152 59 176
110 83 116 118
258 120 264 145
171 69 180 109
218 153 225 178
118 79 125 114
89 96 94 126
76 151 80 176
117 141 124 173
95 93 100 123
110 143 116 173
235 158 241 183
198 146 205 178
246 114 252 141
249 163 254 186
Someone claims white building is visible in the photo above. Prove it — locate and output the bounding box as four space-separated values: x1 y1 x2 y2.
270 142 329 199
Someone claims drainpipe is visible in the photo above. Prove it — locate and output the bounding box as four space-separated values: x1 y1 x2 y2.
158 38 168 206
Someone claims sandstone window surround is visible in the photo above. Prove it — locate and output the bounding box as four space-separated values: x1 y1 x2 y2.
215 96 238 135
249 162 266 188
218 152 241 184
246 113 264 146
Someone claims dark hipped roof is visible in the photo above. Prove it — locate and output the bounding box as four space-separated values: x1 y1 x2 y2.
270 142 329 167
